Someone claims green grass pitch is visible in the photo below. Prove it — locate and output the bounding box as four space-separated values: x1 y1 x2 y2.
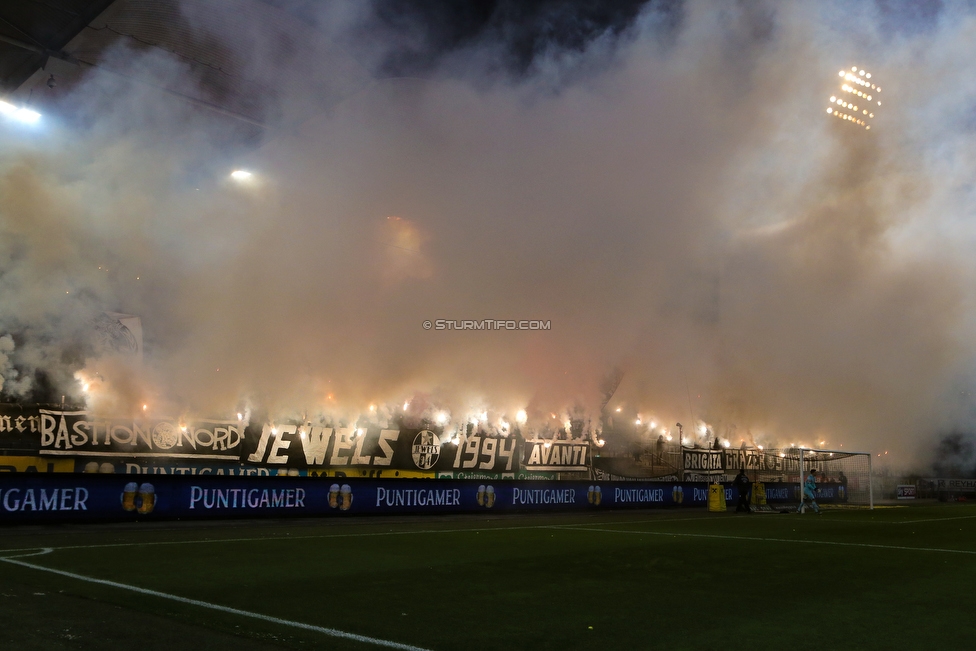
2 504 975 650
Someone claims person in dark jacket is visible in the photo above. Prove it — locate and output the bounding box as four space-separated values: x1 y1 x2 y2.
734 468 752 513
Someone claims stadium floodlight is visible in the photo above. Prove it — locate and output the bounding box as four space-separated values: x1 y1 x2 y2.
0 99 41 125
827 66 878 130
230 169 253 181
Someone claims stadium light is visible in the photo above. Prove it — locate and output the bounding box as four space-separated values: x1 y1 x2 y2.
230 169 254 182
0 99 41 125
827 66 878 130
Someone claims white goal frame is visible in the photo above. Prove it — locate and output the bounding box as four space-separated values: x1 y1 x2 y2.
798 448 873 510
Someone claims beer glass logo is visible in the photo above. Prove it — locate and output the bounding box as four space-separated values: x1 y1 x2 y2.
152 422 179 450
122 482 138 511
672 485 684 504
138 483 155 514
476 485 495 508
327 483 354 510
121 482 156 514
587 485 602 505
411 430 441 470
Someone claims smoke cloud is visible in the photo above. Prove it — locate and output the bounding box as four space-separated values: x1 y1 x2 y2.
2 0 976 470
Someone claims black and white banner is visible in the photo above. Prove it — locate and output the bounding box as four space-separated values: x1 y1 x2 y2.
241 425 520 474
682 448 819 476
522 440 589 472
1 405 243 460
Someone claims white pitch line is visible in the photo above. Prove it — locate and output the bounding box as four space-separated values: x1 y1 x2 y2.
0 524 543 555
547 525 976 555
0 552 432 651
898 514 976 524
0 515 724 555
2 509 964 556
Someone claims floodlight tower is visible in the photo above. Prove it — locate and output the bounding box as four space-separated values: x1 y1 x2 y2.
825 66 880 130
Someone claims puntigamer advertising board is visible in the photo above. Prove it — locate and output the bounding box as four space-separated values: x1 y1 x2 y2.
0 475 841 523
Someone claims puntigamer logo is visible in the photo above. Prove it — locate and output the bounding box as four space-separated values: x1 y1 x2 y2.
411 430 440 470
1 486 89 512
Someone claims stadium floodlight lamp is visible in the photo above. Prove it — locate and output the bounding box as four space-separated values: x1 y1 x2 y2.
230 169 253 181
0 99 41 125
827 66 878 130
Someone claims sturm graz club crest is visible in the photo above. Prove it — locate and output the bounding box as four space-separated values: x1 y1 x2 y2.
411 430 441 470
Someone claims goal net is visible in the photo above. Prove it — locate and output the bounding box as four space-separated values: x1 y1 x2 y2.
797 448 873 508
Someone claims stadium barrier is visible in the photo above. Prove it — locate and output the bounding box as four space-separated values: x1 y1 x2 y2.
0 475 847 523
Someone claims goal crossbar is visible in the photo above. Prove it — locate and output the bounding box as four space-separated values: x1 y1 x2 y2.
798 448 873 510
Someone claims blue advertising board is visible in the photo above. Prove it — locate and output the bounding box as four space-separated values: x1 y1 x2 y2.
0 476 833 523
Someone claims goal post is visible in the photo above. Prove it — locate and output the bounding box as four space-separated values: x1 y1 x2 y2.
799 448 873 509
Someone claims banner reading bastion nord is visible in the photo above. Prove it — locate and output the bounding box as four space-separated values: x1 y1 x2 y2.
0 405 243 462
